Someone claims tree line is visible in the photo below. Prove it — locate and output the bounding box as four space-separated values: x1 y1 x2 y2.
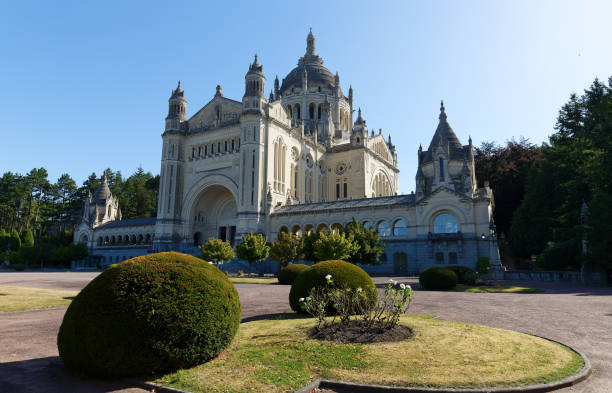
0 167 159 268
474 77 612 272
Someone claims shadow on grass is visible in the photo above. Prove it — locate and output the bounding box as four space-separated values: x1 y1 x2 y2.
241 312 309 323
63 296 76 300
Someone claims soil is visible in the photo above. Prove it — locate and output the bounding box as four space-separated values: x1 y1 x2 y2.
308 320 413 344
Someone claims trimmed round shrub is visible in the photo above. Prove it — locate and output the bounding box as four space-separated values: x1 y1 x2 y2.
419 267 458 290
446 266 477 285
57 252 241 378
289 260 377 312
278 264 310 285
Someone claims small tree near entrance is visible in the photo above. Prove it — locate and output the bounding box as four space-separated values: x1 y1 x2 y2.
199 238 234 265
235 232 270 274
270 232 304 268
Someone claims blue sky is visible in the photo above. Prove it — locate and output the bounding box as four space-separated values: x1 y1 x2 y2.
1 0 611 193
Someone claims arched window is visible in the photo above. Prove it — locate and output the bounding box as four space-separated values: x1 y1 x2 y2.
331 223 343 234
304 224 315 235
279 226 289 233
439 157 444 180
111 236 116 244
291 225 302 236
377 220 391 237
317 223 329 233
433 213 458 233
295 104 301 119
363 221 372 230
193 232 201 246
392 219 407 236
309 103 315 119
317 104 322 119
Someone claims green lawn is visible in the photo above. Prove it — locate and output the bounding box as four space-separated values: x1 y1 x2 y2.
156 314 582 393
453 284 543 293
0 285 77 312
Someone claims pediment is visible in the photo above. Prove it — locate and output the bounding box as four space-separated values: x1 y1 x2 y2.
188 96 242 129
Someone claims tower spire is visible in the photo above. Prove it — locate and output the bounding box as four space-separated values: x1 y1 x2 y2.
439 100 447 121
306 28 315 55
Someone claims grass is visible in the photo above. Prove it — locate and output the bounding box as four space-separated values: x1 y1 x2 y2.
156 314 583 392
0 285 77 312
228 277 278 284
453 284 543 293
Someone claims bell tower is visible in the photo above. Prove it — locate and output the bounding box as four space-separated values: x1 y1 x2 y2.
165 81 187 131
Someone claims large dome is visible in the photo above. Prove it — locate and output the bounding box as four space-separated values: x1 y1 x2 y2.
279 30 336 94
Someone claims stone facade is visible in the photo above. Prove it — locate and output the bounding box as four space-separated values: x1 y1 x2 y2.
74 30 501 274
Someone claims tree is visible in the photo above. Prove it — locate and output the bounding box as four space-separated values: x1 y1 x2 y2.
20 228 34 248
9 229 21 251
235 232 270 274
344 219 385 265
313 231 360 261
474 138 543 237
68 242 88 262
199 238 234 264
270 232 304 267
509 76 612 270
303 231 322 262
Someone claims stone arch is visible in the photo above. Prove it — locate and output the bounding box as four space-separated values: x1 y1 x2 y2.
145 234 152 244
431 211 459 234
291 225 302 236
131 235 136 244
392 218 408 236
331 222 343 234
371 170 393 197
317 223 329 233
303 224 315 235
279 225 289 233
111 235 116 245
79 233 88 244
181 174 239 225
421 203 468 233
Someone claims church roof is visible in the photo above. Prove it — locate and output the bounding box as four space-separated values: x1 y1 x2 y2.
96 217 156 229
271 194 416 215
421 101 466 162
279 30 336 94
93 174 112 203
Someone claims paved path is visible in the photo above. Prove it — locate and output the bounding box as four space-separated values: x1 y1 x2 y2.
0 273 610 393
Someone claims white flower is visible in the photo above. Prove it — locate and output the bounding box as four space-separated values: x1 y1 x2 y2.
406 285 412 290
400 283 406 290
357 287 363 293
325 274 332 280
299 297 305 302
306 297 311 301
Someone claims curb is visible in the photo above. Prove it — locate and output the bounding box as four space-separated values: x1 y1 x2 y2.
131 337 591 393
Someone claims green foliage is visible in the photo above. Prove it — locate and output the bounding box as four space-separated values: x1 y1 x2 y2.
536 240 581 270
474 139 543 238
278 264 310 285
419 267 458 290
270 232 304 267
289 260 377 313
9 229 21 251
476 257 490 275
446 266 477 284
509 77 612 269
57 252 241 378
70 242 89 261
199 238 234 264
302 231 322 262
0 228 8 252
20 228 34 248
235 232 270 273
313 231 360 261
13 263 25 271
344 219 385 265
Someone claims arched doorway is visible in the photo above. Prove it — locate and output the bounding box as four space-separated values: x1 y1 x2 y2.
190 185 237 245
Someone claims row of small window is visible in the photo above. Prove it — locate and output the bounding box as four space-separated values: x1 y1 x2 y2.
102 255 136 264
97 234 153 246
278 214 459 239
191 138 240 159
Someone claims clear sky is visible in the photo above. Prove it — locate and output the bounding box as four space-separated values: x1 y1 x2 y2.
1 0 611 194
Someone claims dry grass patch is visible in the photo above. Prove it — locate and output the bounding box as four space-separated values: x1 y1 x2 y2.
228 277 278 285
155 314 582 393
0 285 77 312
454 285 543 293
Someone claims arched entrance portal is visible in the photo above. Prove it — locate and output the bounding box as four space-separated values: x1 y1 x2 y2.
191 185 237 245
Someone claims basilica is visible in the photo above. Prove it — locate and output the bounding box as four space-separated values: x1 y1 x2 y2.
74 30 501 275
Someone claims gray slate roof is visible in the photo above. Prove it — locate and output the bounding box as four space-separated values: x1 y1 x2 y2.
96 217 156 229
272 194 416 215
